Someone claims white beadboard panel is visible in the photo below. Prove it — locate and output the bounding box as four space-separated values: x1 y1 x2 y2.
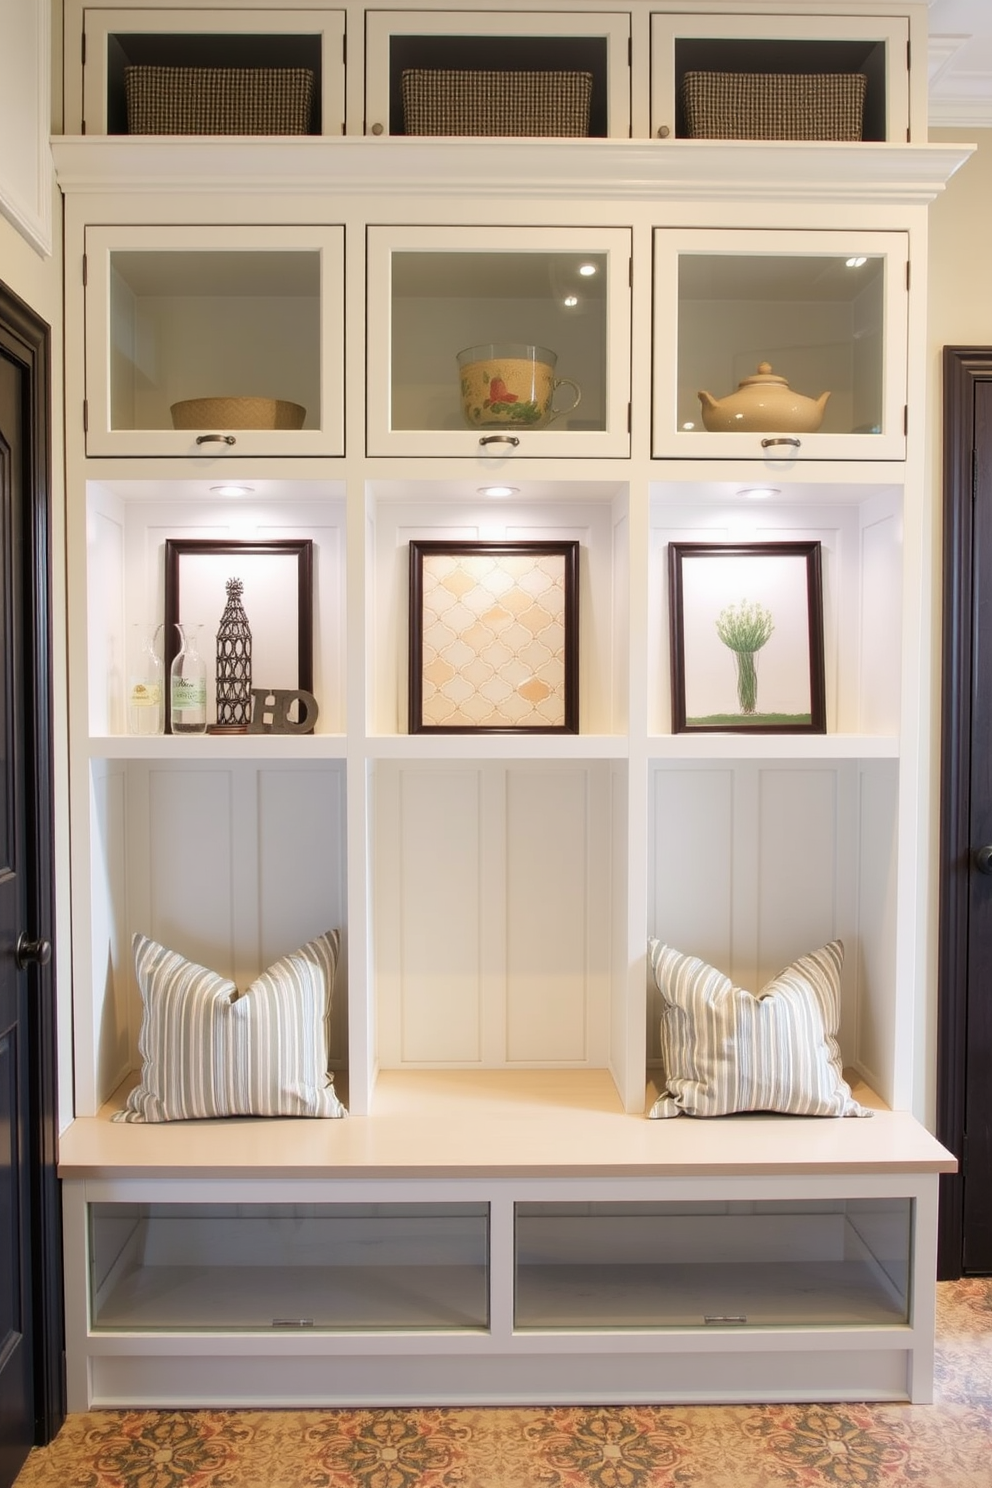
258 764 348 1071
859 494 902 737
391 767 485 1065
855 761 900 1106
89 761 131 1105
87 499 126 736
506 768 593 1064
648 764 734 1065
756 767 842 988
146 766 235 975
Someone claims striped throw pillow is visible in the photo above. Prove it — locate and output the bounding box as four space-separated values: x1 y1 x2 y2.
113 930 346 1122
648 939 870 1120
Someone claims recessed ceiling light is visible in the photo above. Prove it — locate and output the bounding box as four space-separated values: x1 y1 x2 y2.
477 485 519 498
210 484 255 497
737 486 781 500
578 263 598 277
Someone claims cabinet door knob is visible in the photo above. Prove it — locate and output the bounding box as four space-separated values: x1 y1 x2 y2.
975 846 992 875
370 122 385 136
479 434 520 448
16 933 52 970
195 433 236 446
657 125 671 138
761 437 801 449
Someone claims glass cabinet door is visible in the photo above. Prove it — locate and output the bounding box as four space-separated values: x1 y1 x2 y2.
515 1199 911 1330
78 7 346 137
366 225 632 458
649 13 911 144
652 229 909 462
364 10 631 139
84 224 345 457
89 1201 490 1332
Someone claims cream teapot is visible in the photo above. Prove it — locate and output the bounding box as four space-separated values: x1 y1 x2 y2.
697 361 830 434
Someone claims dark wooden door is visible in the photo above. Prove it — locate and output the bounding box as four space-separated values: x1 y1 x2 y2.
939 348 992 1276
0 287 62 1484
0 337 36 1486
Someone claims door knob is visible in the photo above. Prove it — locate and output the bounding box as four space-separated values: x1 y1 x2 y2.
15 933 52 970
975 846 992 875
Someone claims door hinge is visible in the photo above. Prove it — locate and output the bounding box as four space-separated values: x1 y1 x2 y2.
83 400 88 433
627 402 632 433
904 404 909 436
81 32 86 66
962 1131 969 1176
907 38 911 73
973 447 979 501
628 36 632 66
906 260 911 292
82 253 87 287
342 32 346 65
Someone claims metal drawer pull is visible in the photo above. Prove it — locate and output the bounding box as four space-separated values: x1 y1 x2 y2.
195 433 236 446
760 437 801 449
479 434 520 448
704 1315 748 1325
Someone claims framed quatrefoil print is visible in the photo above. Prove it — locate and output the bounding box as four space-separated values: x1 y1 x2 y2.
408 540 579 734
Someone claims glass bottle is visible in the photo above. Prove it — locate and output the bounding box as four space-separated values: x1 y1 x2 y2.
126 623 164 736
169 622 207 735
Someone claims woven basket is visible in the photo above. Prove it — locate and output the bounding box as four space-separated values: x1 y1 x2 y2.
680 71 867 141
125 66 315 135
401 69 592 136
170 397 306 431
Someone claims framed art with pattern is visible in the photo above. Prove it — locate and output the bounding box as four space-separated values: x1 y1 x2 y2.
409 539 579 733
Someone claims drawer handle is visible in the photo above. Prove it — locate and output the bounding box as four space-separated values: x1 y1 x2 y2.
479 434 520 448
195 433 236 446
760 437 801 450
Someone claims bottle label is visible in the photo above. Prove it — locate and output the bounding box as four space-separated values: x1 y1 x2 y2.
172 678 206 709
129 682 162 706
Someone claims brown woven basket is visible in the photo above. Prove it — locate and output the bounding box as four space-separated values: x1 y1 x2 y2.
125 66 315 135
170 397 306 430
680 71 867 141
401 69 593 136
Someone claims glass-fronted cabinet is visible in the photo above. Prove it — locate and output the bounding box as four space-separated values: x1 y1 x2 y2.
83 224 345 457
73 5 346 136
364 9 631 138
649 11 913 143
366 225 632 457
652 229 909 461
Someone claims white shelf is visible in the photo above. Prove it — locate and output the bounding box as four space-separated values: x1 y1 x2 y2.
87 734 348 761
647 733 898 760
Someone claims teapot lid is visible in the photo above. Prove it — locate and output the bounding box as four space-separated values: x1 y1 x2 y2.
739 361 790 388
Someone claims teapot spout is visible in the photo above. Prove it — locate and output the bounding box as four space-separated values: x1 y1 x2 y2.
816 391 831 413
697 390 718 412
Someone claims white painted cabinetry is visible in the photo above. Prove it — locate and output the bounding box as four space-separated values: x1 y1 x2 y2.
53 0 967 1410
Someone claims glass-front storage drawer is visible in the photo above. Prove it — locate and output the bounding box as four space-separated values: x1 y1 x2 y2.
652 229 908 462
367 225 632 458
650 12 912 143
364 10 631 138
515 1199 911 1329
74 6 345 136
89 1202 490 1331
84 224 345 457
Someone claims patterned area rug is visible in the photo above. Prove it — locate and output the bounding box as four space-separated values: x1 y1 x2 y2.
15 1279 992 1488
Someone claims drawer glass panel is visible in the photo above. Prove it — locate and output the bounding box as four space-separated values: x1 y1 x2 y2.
89 1202 490 1333
514 1199 911 1330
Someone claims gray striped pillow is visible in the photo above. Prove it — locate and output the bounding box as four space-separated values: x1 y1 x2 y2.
113 930 346 1122
648 939 870 1120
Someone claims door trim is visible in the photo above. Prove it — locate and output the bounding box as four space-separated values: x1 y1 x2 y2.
937 346 992 1280
0 280 64 1438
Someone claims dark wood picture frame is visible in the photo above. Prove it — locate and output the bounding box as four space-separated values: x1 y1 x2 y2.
164 538 314 732
669 540 826 734
409 539 579 734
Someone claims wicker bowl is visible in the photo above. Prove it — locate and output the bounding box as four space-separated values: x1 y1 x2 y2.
170 396 306 430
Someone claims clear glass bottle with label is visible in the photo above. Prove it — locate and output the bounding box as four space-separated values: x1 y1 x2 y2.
126 622 164 736
169 622 207 735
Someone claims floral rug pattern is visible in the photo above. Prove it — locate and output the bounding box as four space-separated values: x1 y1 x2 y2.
15 1279 992 1488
